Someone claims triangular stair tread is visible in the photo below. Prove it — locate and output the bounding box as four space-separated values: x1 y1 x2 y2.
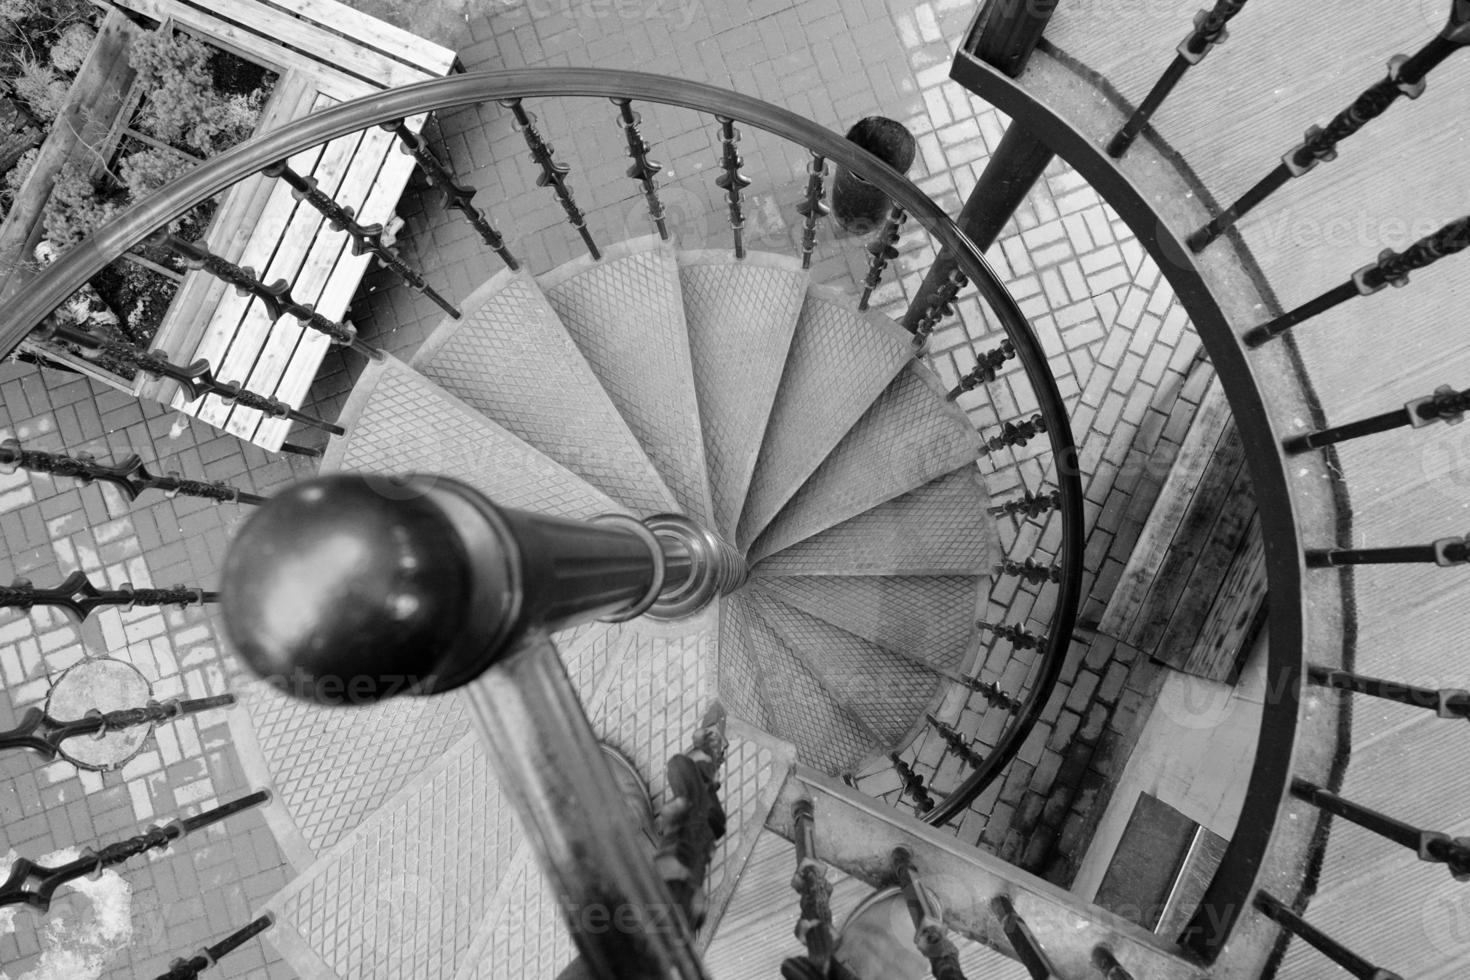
323 356 622 521
752 467 999 577
265 732 521 980
752 575 981 675
738 287 914 550
738 598 879 774
678 250 807 538
747 590 942 747
715 593 771 731
540 237 713 524
748 363 983 562
412 268 675 516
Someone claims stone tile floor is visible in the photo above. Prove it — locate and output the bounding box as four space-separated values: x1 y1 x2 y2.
0 0 1216 975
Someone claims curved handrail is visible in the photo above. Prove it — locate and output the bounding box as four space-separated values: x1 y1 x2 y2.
0 68 1084 822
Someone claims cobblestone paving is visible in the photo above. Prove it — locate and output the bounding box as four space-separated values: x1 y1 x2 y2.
0 0 1218 975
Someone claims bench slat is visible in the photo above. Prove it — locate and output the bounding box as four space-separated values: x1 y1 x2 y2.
251 0 454 75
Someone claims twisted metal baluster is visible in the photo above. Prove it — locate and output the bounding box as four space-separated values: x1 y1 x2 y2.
1245 213 1470 345
926 714 983 768
990 895 1060 980
1092 944 1137 980
614 99 669 241
1306 532 1469 568
1306 664 1470 719
714 116 751 259
960 674 1022 711
858 203 906 312
1254 892 1406 980
1285 382 1470 453
655 702 728 931
993 557 1063 584
155 915 275 980
262 161 460 318
948 339 1016 400
1292 778 1470 881
1190 5 1470 250
0 791 270 912
911 267 967 354
977 620 1045 651
153 233 383 359
1108 0 1250 157
0 694 235 761
794 152 829 270
890 753 935 815
0 571 217 622
783 799 850 980
893 848 967 980
502 98 600 260
40 321 343 435
0 439 264 505
979 413 1048 454
987 489 1062 519
384 120 519 270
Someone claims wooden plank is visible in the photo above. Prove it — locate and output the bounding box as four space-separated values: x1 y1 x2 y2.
1176 516 1267 684
112 0 435 89
184 124 365 426
1130 421 1246 652
1096 373 1231 640
0 10 140 303
252 0 454 74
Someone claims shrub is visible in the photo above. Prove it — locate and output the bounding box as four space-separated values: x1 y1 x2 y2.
47 20 94 72
128 31 224 154
11 54 68 122
42 161 121 246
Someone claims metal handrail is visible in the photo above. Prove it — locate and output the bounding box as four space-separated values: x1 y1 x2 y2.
0 69 1084 822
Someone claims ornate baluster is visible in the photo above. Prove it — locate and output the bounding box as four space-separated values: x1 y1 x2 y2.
926 714 983 767
0 439 264 505
993 557 1063 584
977 619 1045 650
262 161 460 319
40 321 343 435
892 848 966 980
502 98 600 260
1285 383 1469 452
979 413 1048 454
910 267 968 353
783 799 843 979
152 233 384 359
614 99 669 242
1189 3 1470 249
1244 214 1470 345
1107 0 1250 158
1305 532 1468 568
794 152 829 270
1091 944 1136 980
155 915 274 980
889 753 935 814
858 203 906 312
948 339 1016 399
0 571 217 622
0 694 235 761
0 791 270 912
960 674 1022 711
714 116 752 259
1292 778 1470 880
987 489 1062 520
655 702 728 932
1254 891 1405 980
1306 664 1470 719
989 895 1059 980
384 121 519 270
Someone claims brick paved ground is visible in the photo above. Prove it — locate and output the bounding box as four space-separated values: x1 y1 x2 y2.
1 0 1226 975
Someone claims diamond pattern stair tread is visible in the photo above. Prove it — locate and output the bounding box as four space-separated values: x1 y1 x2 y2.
455 845 573 980
412 267 676 516
752 467 999 577
715 593 771 730
323 355 622 521
747 590 942 747
753 575 982 674
678 251 807 538
540 238 712 524
748 362 983 562
265 732 521 980
737 596 879 774
738 286 914 549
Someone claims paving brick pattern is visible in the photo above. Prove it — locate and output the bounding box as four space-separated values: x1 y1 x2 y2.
1 0 1216 973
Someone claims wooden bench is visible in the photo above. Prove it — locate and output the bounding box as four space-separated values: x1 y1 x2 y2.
99 0 453 450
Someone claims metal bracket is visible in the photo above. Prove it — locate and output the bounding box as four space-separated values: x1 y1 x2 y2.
1387 54 1427 98
1431 534 1470 566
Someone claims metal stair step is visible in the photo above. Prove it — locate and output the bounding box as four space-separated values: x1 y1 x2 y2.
678 250 808 539
541 237 713 525
751 466 999 578
748 363 983 562
738 286 914 550
412 267 676 516
716 593 771 731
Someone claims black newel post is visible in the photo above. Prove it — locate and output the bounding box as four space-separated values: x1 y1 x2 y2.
831 117 917 233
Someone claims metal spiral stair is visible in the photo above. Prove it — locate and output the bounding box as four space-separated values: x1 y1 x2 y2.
250 234 999 978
